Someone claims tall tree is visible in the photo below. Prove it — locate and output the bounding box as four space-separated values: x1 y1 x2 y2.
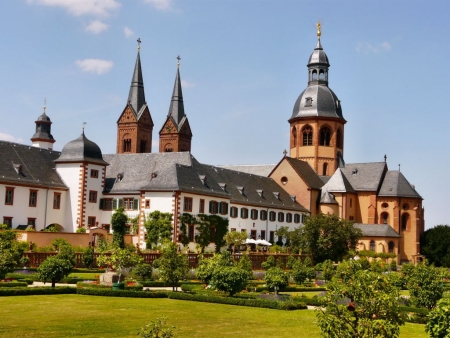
111 207 128 249
195 214 229 253
303 213 362 263
153 242 188 291
224 231 247 253
145 211 173 249
0 230 21 279
420 225 450 267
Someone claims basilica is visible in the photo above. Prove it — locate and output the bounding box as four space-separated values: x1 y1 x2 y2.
0 27 424 263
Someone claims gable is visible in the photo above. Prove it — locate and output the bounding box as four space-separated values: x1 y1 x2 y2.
117 105 137 124
159 117 177 135
137 106 154 126
179 118 192 137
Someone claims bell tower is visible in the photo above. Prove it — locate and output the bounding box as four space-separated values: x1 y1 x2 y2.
116 39 154 154
31 100 55 150
288 22 346 176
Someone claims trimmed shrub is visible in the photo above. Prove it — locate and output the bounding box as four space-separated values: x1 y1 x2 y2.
76 288 168 298
0 286 76 297
0 281 28 288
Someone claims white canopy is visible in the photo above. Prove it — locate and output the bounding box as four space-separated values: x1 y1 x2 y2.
255 239 272 246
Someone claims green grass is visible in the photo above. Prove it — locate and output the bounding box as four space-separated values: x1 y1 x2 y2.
0 295 427 338
67 272 100 279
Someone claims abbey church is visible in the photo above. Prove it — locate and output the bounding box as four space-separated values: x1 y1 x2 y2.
0 27 424 263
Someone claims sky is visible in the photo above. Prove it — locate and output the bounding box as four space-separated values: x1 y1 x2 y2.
1 0 449 229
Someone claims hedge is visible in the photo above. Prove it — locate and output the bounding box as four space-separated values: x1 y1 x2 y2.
76 288 168 298
76 282 143 291
0 282 29 288
168 292 307 310
255 286 326 292
141 281 202 287
180 284 204 292
0 287 76 297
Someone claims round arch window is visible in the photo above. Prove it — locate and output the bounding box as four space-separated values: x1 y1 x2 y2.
281 177 288 185
402 203 409 210
381 202 388 209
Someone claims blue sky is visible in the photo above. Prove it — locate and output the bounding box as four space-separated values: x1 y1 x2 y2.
1 0 449 229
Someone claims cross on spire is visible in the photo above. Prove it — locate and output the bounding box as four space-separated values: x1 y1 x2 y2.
137 38 141 51
82 122 87 132
43 98 47 114
177 55 181 67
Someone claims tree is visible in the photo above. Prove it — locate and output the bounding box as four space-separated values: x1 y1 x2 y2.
97 248 143 281
408 261 444 309
265 267 288 294
195 214 228 253
138 317 177 338
236 253 253 279
261 255 276 270
83 246 95 269
317 268 404 338
211 266 248 296
37 256 73 287
134 263 153 281
420 225 450 267
0 230 21 279
111 207 128 248
145 211 173 249
224 231 248 253
291 260 308 285
426 297 450 338
196 252 233 284
321 259 335 282
303 213 362 263
153 242 188 291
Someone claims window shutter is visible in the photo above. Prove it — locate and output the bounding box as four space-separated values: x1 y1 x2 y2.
218 202 223 214
134 199 139 210
118 199 123 208
209 201 213 213
224 203 228 215
112 199 118 210
99 199 103 210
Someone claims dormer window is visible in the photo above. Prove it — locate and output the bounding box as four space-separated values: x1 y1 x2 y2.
305 97 313 107
237 186 245 195
256 189 263 198
273 192 280 200
13 163 23 176
219 183 227 191
290 196 296 202
199 175 207 185
116 173 123 182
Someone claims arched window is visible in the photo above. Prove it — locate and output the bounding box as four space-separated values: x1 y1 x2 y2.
336 128 342 148
370 240 376 251
302 126 313 146
123 139 131 152
401 213 409 231
140 139 147 153
320 126 331 146
388 241 395 253
291 127 297 148
164 143 173 152
380 212 389 224
323 163 328 176
319 69 325 80
312 70 317 80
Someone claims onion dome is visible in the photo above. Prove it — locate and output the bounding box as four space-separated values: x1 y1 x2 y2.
55 131 108 165
31 103 55 142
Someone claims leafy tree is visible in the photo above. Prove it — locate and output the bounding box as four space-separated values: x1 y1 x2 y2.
321 259 335 282
178 213 197 247
317 269 405 338
0 230 22 279
303 213 362 263
145 211 173 249
265 267 288 294
211 266 248 296
134 263 153 281
57 243 76 267
196 252 233 284
83 246 95 269
291 260 308 285
37 256 73 287
426 297 450 338
97 248 143 281
408 261 444 309
195 214 228 253
370 259 387 274
236 253 253 279
261 255 276 270
389 259 397 272
286 255 297 269
138 317 177 338
153 242 189 291
421 225 450 267
224 231 247 253
111 207 128 248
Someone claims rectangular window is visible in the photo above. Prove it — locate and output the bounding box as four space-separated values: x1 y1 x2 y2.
209 201 218 214
102 224 111 233
278 212 284 222
210 227 216 242
349 216 354 221
123 198 134 210
231 228 236 232
188 225 195 242
5 187 14 205
294 214 300 223
29 190 38 207
270 231 275 243
89 190 97 203
241 208 248 219
145 199 150 209
53 193 61 209
90 169 99 178
250 230 257 240
260 210 267 221
101 198 113 210
184 197 193 212
269 211 276 222
251 209 258 220
230 207 238 218
88 217 96 228
27 218 36 228
199 199 205 213
3 217 12 228
241 229 246 233
219 202 228 215
286 213 292 223
260 230 266 240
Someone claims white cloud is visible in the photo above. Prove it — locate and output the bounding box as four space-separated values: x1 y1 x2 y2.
144 0 172 10
356 42 392 54
181 80 194 88
85 20 109 34
0 133 24 143
75 59 114 74
27 0 121 17
124 26 134 38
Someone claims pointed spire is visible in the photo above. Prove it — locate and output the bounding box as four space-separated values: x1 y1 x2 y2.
127 38 146 115
167 56 185 126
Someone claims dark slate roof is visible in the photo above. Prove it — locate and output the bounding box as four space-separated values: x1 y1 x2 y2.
291 85 343 120
378 171 422 199
308 39 329 66
36 112 51 122
216 164 276 177
340 162 387 192
320 191 338 204
0 140 66 188
321 168 355 193
354 223 401 238
284 157 324 189
127 50 146 116
167 67 185 127
55 132 108 165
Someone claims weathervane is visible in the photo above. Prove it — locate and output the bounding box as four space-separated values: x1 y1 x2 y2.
316 21 321 39
82 122 87 132
43 98 47 114
177 55 181 67
137 38 141 52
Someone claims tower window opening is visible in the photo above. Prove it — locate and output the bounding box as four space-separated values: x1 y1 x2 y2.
381 212 389 225
319 69 325 80
336 128 342 148
370 240 376 252
302 126 313 146
401 213 409 231
123 139 131 152
322 163 328 176
291 127 297 148
312 70 317 80
140 139 147 152
305 97 313 107
164 143 173 152
320 126 331 146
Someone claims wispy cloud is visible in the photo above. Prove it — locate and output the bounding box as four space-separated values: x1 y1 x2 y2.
0 133 24 143
181 80 194 88
85 20 109 34
75 59 114 74
27 0 121 17
356 42 392 54
124 26 134 38
144 0 172 10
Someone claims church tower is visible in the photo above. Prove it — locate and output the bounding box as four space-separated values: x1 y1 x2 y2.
116 40 154 154
159 57 192 153
31 101 55 150
289 23 346 176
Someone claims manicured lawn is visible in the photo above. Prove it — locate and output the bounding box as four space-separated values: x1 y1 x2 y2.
0 295 427 337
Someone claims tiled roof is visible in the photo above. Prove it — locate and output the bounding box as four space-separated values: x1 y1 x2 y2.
354 223 401 238
340 162 387 192
321 168 355 193
55 132 108 165
284 157 324 190
216 164 276 177
378 171 422 199
0 140 66 189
